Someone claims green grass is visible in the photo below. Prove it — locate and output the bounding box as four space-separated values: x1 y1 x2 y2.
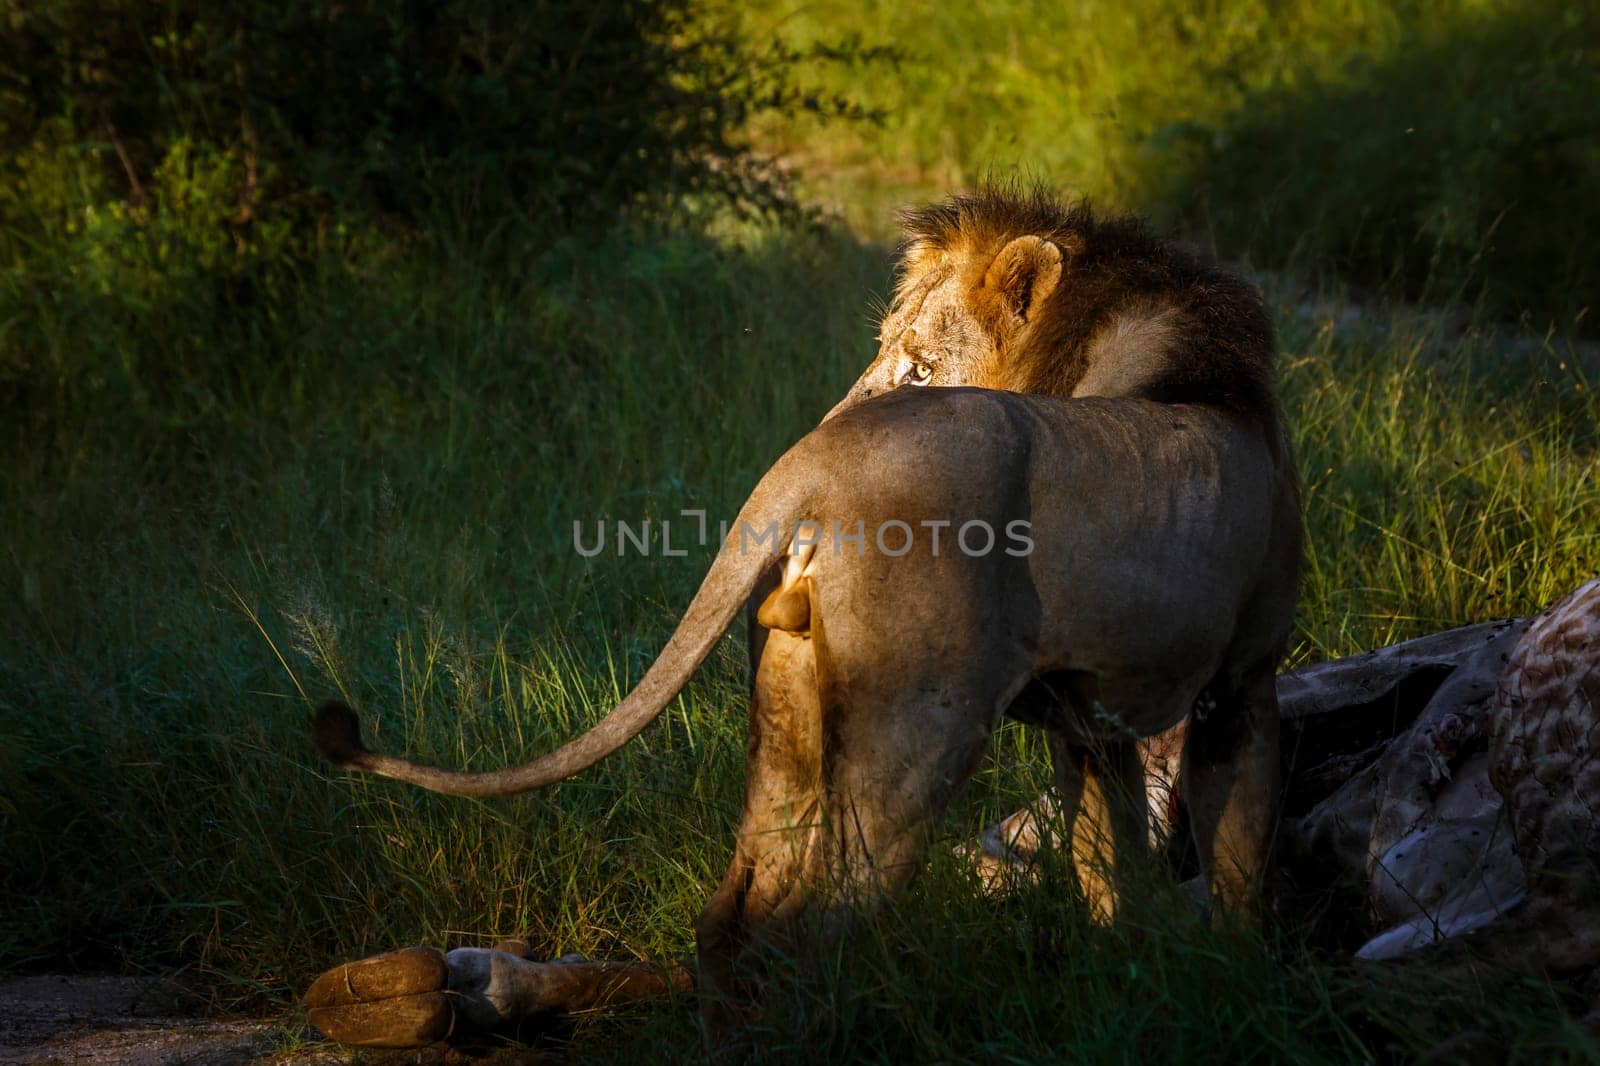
3 203 1597 1060
731 0 1600 321
4 1 1598 1059
3 7 1598 1051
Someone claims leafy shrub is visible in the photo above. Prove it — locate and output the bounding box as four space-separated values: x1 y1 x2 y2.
0 0 873 420
1 0 852 224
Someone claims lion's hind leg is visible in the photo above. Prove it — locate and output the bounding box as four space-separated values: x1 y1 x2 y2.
1183 663 1280 923
698 601 1010 1033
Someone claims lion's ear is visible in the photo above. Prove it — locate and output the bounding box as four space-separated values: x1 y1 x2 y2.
984 235 1064 323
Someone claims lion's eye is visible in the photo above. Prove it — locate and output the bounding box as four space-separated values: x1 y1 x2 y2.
910 362 934 384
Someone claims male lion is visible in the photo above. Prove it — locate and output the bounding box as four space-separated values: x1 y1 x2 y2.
761 187 1290 863
315 384 1300 1024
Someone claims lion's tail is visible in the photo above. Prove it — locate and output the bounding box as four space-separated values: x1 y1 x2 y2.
311 456 812 798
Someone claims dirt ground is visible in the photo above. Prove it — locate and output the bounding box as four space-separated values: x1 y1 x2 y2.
0 974 569 1064
0 975 344 1065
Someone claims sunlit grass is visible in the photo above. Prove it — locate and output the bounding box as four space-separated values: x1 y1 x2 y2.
1280 297 1598 651
730 0 1599 324
1 210 1596 1060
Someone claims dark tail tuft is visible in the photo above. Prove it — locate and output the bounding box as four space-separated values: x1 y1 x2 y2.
312 700 368 767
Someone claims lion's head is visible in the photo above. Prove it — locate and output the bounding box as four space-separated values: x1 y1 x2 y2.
829 187 1278 429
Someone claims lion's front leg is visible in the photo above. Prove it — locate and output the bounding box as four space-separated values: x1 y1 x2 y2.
1048 733 1149 922
1183 665 1280 921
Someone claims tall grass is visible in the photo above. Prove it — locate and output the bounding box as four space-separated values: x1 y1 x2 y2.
1 219 884 978
2 202 1596 1059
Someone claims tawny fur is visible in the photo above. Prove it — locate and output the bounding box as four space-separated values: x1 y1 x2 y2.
819 186 1299 894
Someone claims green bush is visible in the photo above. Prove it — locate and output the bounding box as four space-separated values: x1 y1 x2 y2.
0 0 873 423
1 0 828 223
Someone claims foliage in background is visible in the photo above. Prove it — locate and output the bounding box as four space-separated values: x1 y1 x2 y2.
1151 2 1600 321
0 220 884 984
3 0 1599 1060
0 0 880 423
734 0 1599 322
1 0 855 224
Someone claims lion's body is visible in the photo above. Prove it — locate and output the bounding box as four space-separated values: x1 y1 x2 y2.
696 388 1297 995
799 188 1298 886
719 185 1309 991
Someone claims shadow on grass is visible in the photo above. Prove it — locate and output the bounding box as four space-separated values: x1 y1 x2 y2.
0 217 889 985
1138 1 1599 327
